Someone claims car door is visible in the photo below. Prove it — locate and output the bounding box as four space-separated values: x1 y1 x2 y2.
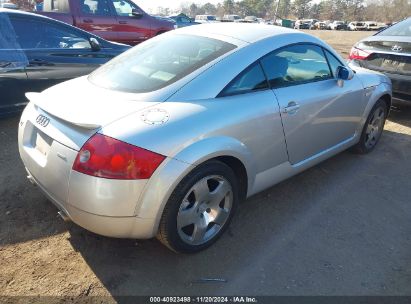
110 0 152 45
218 62 289 177
74 0 118 42
180 16 193 27
0 55 29 116
9 14 114 95
0 13 31 115
260 44 366 165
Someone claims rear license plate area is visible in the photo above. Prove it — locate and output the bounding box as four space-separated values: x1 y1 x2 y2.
32 128 53 157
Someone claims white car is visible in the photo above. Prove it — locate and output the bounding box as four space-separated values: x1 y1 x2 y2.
195 15 218 23
365 21 380 31
348 22 367 31
222 15 241 22
329 21 346 30
1 2 18 9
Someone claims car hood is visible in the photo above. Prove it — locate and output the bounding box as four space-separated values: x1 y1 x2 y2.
27 76 163 129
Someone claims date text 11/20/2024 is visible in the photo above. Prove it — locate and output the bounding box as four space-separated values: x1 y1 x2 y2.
149 297 258 303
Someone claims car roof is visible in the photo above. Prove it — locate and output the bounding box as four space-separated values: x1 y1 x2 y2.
175 23 296 44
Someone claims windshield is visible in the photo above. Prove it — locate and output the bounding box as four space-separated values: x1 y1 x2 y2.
89 34 236 93
379 18 411 36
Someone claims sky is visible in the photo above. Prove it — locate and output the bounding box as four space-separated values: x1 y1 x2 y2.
136 0 222 12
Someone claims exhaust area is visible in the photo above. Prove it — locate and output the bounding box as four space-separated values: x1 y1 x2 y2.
58 211 71 223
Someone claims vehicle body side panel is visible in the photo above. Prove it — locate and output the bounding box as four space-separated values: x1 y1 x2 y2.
273 76 366 164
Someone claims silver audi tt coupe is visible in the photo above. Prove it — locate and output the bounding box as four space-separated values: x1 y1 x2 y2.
18 23 392 253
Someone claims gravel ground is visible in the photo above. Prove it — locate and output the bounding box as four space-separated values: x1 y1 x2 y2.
1 30 411 300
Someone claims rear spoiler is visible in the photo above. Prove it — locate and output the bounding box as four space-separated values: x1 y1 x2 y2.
26 92 101 130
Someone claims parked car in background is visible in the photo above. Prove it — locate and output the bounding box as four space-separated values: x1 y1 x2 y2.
365 21 380 31
240 16 258 23
194 15 218 23
329 21 347 30
35 0 175 45
295 19 317 29
377 22 388 31
19 23 391 253
294 19 311 29
0 9 130 116
1 2 18 9
349 17 411 103
222 14 241 22
168 15 198 28
348 21 367 31
313 21 327 30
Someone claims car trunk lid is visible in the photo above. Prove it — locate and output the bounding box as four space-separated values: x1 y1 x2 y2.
358 36 411 76
25 77 163 150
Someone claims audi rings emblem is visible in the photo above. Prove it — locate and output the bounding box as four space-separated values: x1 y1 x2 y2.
391 45 403 52
36 114 50 127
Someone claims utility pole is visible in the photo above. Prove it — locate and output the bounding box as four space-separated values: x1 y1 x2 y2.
273 0 281 23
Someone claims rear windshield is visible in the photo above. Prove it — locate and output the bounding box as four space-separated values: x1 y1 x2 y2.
89 34 236 93
379 18 411 36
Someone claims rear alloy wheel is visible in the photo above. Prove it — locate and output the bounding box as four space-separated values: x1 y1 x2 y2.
157 161 238 253
352 99 388 154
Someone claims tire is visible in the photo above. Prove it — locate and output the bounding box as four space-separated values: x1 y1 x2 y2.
157 160 239 253
351 99 388 154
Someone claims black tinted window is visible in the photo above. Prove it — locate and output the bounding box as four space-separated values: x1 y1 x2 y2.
220 62 269 97
0 14 28 68
324 49 343 78
10 17 90 49
260 44 332 88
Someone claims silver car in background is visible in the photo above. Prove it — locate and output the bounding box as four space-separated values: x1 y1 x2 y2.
18 23 392 253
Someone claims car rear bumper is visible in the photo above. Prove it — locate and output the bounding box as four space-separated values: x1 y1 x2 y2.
26 168 156 238
349 60 411 102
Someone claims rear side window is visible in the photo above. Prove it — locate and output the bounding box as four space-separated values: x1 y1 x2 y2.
43 0 70 13
81 0 111 16
10 17 91 49
112 0 141 16
260 44 332 88
220 62 269 97
89 34 236 93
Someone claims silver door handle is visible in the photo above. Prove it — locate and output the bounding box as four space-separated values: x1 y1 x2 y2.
283 102 300 114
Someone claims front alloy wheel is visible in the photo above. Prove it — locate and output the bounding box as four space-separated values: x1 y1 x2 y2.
364 106 385 150
352 99 388 154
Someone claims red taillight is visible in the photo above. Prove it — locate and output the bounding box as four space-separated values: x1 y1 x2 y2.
349 47 371 60
73 134 165 180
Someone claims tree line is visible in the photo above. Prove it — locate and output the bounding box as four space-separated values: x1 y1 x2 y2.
178 0 411 22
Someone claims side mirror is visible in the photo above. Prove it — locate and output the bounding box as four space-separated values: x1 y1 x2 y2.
132 9 143 19
337 66 354 80
89 37 101 52
336 66 354 87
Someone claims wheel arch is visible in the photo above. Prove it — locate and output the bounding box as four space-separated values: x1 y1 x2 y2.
379 93 392 114
135 136 256 237
359 82 392 129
